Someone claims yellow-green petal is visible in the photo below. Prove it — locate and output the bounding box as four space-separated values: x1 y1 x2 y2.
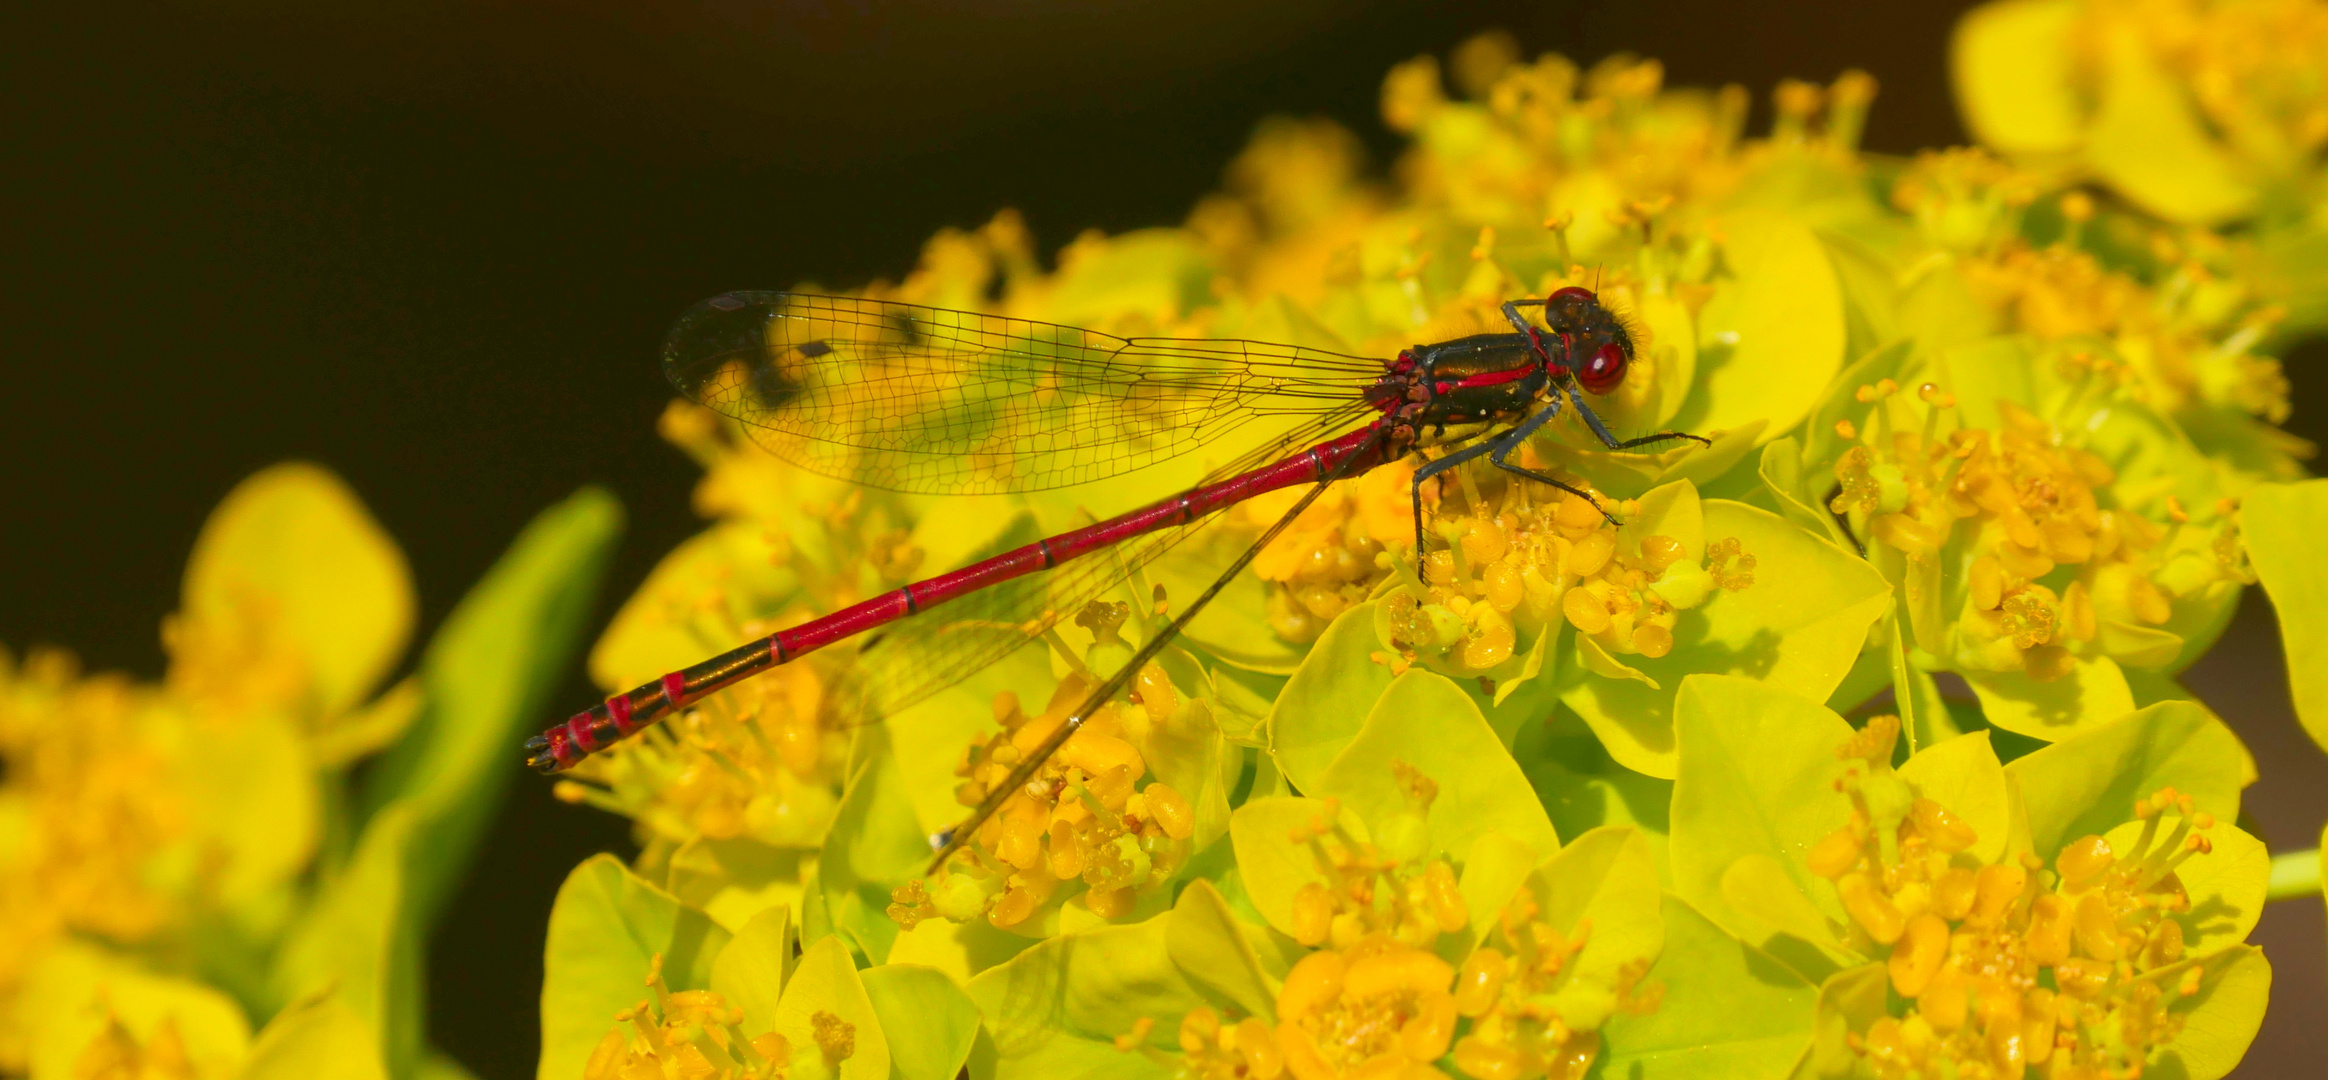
235 994 387 1080
1561 501 1888 778
1313 669 1560 860
2244 479 2328 753
1950 0 2085 156
2004 701 2252 858
1597 894 1817 1080
537 855 732 1080
22 941 252 1080
1668 676 1857 963
1671 210 1847 440
861 965 978 1080
964 914 1195 1080
181 461 413 718
769 936 892 1080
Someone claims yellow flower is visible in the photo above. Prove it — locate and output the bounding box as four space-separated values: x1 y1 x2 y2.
1830 379 2246 679
0 464 408 1071
889 601 1206 931
1813 717 2231 1080
581 953 795 1080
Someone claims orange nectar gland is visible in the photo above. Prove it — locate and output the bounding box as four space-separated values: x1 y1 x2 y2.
888 606 1197 930
1243 462 1415 644
1830 382 2231 681
1380 478 1751 676
582 953 808 1080
1811 719 2220 1080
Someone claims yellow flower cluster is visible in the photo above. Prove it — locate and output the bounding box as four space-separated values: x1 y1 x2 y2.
1891 147 2298 445
1372 472 1751 678
1815 718 2217 1079
891 603 1198 930
1155 766 1655 1080
70 1013 198 1080
581 953 808 1080
1207 776 1467 1080
1832 380 2244 678
1242 463 1414 645
2075 0 2328 174
0 649 180 941
1446 883 1660 1080
561 403 904 850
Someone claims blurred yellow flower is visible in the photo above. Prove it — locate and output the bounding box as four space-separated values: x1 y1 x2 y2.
0 462 414 1071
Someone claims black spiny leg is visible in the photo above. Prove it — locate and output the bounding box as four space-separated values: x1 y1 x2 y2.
1486 425 1623 527
1410 439 1500 577
1410 400 1570 573
1564 384 1713 451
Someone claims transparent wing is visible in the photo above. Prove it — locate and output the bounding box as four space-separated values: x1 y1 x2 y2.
830 401 1380 723
664 291 1386 495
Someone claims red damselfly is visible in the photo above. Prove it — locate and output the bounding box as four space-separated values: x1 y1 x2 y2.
527 288 1707 869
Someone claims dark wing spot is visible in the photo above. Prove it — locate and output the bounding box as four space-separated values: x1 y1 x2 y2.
798 340 834 358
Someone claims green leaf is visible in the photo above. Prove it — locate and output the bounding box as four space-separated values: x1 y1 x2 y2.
267 804 420 1080
1597 895 1817 1080
2138 946 2270 1080
1961 653 2138 742
1668 676 1858 971
1561 501 1889 778
22 941 253 1080
1716 855 1850 982
1510 712 1673 862
538 855 731 1080
1672 210 1847 440
1227 797 1368 940
2243 480 2328 753
1897 731 2011 865
1313 669 1559 860
1267 601 1396 792
863 965 980 1080
1165 881 1278 1022
236 994 389 1080
1756 439 1846 549
2005 701 2252 858
2096 818 2268 955
711 905 798 1036
964 914 1195 1080
818 741 937 964
361 487 622 932
1949 0 2084 156
181 461 414 719
770 936 892 1080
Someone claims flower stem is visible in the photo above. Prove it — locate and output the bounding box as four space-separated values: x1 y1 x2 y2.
2266 848 2321 902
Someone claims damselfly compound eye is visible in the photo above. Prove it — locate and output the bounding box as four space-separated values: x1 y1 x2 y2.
1580 342 1628 393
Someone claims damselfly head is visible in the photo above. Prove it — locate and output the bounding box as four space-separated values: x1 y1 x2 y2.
1542 286 1635 395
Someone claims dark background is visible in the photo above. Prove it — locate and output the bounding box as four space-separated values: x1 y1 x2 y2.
5 1 2321 1076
